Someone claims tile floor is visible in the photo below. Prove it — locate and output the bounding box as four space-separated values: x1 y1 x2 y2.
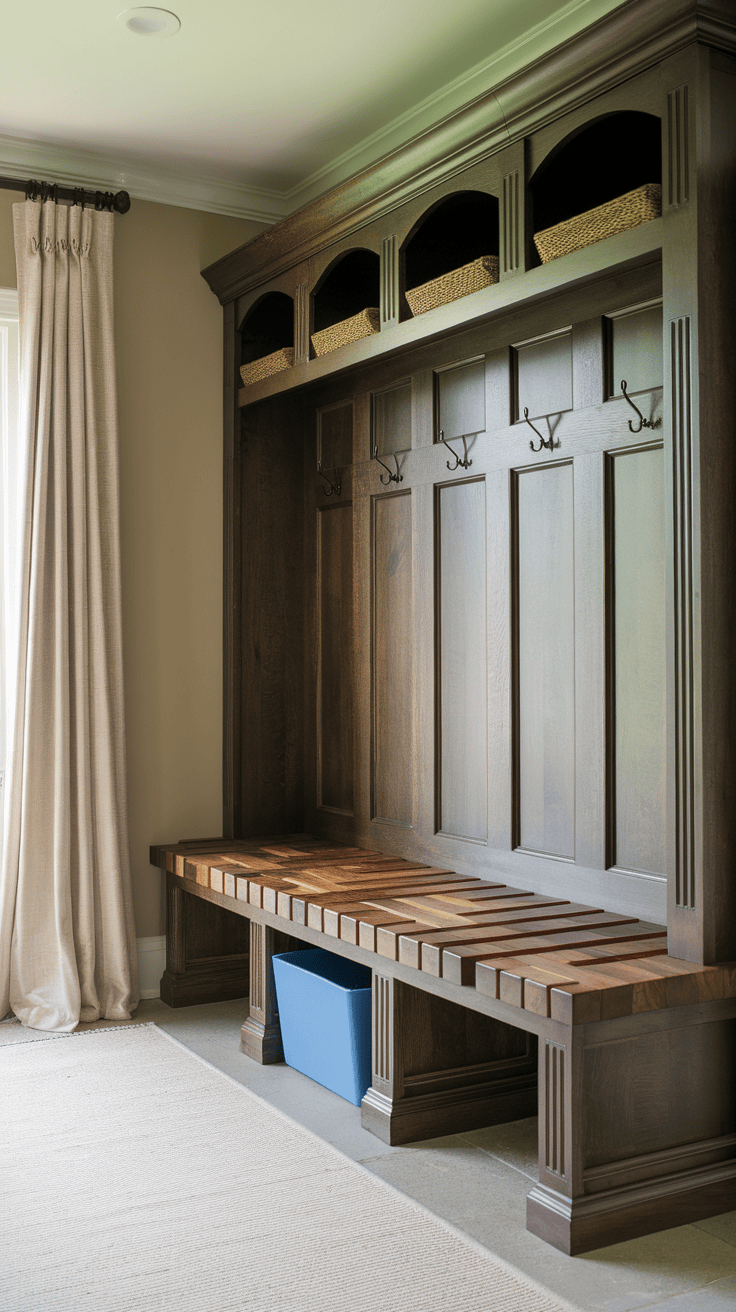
3 997 736 1311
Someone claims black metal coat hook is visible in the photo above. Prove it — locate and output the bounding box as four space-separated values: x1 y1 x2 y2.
621 380 657 434
439 430 472 471
524 408 557 453
372 445 403 485
317 461 341 497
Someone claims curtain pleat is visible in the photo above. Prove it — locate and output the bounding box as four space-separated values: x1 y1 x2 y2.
0 199 138 1031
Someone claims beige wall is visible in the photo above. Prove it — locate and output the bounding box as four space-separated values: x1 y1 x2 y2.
0 190 264 938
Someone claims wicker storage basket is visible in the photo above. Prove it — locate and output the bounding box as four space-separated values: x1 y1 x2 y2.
405 254 499 317
311 307 380 357
533 183 662 264
240 347 294 387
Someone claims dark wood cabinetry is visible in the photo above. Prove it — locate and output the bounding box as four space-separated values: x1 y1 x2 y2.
175 0 736 1253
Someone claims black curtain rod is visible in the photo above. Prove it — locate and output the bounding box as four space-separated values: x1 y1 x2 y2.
0 175 131 213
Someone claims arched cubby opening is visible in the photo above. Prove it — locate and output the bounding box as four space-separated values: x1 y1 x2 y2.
240 291 294 386
530 111 662 264
401 191 500 319
311 249 380 356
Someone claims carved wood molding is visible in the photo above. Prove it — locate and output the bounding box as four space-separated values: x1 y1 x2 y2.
671 314 696 912
543 1041 567 1183
202 0 735 305
501 169 522 276
667 84 690 208
380 235 399 327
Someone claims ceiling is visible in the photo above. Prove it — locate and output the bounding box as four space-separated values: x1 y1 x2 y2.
0 0 626 220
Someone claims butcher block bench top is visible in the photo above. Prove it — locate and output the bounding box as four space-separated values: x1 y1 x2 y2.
152 834 736 1026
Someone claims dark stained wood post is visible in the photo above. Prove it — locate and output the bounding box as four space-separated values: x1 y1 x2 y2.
241 922 284 1063
662 49 736 964
222 298 242 839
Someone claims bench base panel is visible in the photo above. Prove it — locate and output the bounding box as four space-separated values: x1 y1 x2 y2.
160 959 249 1008
361 1074 538 1146
526 1158 736 1255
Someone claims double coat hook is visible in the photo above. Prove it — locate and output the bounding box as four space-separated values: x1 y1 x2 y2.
523 408 559 453
439 430 472 471
372 445 403 485
621 380 659 434
317 461 341 496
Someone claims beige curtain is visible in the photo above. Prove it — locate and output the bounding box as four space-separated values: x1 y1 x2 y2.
0 199 138 1031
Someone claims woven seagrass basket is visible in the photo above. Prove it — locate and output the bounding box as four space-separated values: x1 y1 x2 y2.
240 347 294 387
405 254 499 317
533 183 662 264
311 307 380 357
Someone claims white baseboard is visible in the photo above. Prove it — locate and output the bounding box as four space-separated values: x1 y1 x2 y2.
136 936 166 1000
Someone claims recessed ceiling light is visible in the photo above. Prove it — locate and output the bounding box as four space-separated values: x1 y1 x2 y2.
117 8 181 36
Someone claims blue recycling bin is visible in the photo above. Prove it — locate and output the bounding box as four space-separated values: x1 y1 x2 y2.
271 948 372 1105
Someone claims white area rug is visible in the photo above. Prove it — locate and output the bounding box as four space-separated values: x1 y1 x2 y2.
0 1023 578 1312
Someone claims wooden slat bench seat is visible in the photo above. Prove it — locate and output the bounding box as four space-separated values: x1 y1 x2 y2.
151 834 736 1255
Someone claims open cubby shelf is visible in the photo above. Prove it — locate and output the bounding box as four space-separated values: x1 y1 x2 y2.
312 249 380 336
530 111 662 258
240 290 294 367
402 190 500 298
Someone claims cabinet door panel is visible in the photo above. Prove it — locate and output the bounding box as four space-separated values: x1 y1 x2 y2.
373 492 413 825
610 445 666 874
437 359 486 441
318 503 354 813
437 479 487 841
516 463 576 858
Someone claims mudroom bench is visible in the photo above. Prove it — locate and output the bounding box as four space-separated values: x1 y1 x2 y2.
151 834 736 1255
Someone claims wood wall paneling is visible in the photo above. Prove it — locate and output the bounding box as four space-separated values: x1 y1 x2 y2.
583 1019 736 1166
515 330 573 423
572 453 606 873
373 381 413 456
485 348 512 431
515 462 576 858
571 318 604 411
238 396 305 835
608 303 664 398
487 468 513 851
436 479 487 841
318 503 354 813
609 445 666 876
318 401 354 470
373 492 413 825
437 358 486 442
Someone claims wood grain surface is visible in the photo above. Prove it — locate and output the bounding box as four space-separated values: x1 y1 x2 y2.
153 834 732 1024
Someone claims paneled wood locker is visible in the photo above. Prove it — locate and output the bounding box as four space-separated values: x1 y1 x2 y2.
304 282 668 930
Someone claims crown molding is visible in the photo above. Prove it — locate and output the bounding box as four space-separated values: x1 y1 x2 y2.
202 0 736 304
0 135 288 224
282 0 622 213
2 0 733 239
0 1 622 227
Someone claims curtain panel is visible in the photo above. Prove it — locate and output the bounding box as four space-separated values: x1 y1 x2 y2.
0 199 138 1031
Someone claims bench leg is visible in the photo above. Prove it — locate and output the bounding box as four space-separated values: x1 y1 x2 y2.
240 922 284 1063
160 877 249 1007
361 970 537 1145
526 1011 736 1254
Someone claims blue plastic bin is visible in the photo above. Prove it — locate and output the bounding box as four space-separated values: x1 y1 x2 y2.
272 948 372 1105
